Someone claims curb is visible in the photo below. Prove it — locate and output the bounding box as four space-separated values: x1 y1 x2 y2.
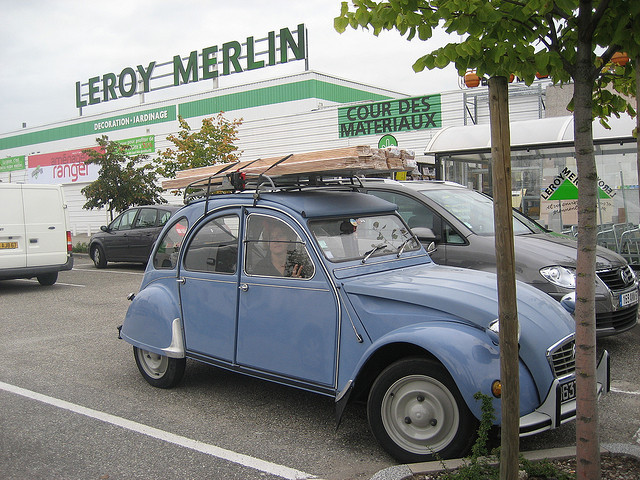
368 443 640 480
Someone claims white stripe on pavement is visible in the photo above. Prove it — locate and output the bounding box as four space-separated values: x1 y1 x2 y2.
0 381 317 480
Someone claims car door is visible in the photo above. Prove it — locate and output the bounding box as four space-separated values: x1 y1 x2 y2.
103 208 138 261
129 207 160 262
179 210 241 362
235 210 338 388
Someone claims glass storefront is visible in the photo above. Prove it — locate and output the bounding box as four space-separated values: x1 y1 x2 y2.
429 132 640 266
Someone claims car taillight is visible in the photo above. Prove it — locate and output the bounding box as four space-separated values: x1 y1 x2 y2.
67 231 73 253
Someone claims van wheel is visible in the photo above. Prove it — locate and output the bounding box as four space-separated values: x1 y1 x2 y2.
134 346 186 388
367 357 478 463
37 272 58 286
91 245 107 268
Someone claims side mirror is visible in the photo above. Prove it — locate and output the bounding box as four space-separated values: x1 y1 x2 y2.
560 292 576 314
411 227 437 255
100 225 110 233
411 227 436 243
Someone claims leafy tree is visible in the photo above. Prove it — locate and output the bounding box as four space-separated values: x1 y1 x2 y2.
81 135 166 221
336 1 640 479
157 112 243 178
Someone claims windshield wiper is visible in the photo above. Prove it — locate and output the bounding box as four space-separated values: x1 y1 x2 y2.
396 237 415 257
362 244 388 263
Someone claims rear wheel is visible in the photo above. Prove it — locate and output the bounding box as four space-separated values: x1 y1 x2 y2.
91 244 107 268
133 346 186 388
36 272 58 286
367 357 478 463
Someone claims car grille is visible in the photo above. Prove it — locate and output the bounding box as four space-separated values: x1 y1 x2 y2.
596 304 638 332
597 266 636 291
548 337 576 379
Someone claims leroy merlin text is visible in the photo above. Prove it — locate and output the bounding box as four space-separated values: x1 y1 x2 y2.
541 166 616 199
75 25 305 108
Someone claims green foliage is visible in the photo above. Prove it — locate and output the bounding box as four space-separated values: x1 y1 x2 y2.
81 135 166 220
72 242 88 254
470 391 495 460
434 393 574 480
335 0 640 120
519 457 574 480
157 113 243 178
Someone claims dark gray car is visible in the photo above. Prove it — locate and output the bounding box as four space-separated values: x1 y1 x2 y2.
360 179 638 337
89 205 181 268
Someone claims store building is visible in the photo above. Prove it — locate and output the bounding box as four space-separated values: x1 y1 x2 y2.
1 24 637 256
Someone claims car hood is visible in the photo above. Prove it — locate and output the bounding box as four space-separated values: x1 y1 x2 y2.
341 263 574 386
514 232 625 269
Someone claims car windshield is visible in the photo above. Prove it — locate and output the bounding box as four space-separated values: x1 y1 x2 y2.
417 188 539 236
309 214 420 262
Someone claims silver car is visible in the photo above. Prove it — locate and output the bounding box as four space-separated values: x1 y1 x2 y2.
360 179 638 337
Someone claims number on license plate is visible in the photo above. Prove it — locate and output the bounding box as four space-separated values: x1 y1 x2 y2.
561 380 576 403
620 289 638 307
0 241 18 249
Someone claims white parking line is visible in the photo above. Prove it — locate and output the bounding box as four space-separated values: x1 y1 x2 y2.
611 386 640 395
0 381 317 480
72 266 144 275
14 279 86 287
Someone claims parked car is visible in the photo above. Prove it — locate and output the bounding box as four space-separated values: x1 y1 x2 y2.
89 205 181 268
359 179 639 337
119 180 609 463
0 183 73 285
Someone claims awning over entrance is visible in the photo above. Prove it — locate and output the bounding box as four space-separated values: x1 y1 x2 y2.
424 115 636 158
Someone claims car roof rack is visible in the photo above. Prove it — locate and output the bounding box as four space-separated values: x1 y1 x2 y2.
163 145 416 205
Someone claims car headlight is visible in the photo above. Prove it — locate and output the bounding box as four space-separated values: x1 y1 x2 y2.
540 266 576 289
487 318 521 345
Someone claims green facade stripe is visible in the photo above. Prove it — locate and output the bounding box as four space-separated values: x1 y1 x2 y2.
178 79 393 118
0 106 176 151
1 80 392 151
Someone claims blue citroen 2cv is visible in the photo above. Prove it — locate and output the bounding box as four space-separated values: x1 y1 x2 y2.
119 175 609 463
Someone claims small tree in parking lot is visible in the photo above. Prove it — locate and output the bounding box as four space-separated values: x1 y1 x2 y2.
81 135 166 221
156 112 243 179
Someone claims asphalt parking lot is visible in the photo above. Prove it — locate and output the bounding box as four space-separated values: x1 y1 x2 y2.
1 255 639 480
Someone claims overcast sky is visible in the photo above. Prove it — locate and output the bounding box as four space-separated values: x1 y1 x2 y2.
0 0 460 135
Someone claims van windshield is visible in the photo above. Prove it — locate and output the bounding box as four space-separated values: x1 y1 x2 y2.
418 188 543 236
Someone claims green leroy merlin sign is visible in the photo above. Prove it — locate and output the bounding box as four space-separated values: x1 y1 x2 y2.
338 95 441 138
75 25 306 108
542 167 615 201
1 155 25 173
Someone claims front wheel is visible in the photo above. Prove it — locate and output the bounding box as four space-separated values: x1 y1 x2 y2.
133 346 186 388
91 244 107 268
367 357 478 463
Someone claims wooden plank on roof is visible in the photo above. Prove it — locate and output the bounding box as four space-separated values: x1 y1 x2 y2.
162 145 415 190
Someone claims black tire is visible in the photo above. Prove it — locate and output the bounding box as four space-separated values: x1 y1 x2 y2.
367 357 478 463
91 244 107 268
133 346 186 388
36 272 58 286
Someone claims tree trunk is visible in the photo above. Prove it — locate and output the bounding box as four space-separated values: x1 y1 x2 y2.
488 76 520 480
574 4 601 478
636 57 640 224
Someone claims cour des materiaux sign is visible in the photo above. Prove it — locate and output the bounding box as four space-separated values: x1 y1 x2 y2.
75 25 306 108
338 95 442 138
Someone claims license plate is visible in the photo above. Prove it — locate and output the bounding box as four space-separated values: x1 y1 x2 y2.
561 380 576 403
0 241 18 249
620 289 638 307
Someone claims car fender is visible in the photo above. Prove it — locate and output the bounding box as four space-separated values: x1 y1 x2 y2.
119 281 185 358
344 322 540 422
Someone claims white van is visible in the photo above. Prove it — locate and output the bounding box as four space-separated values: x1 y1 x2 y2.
0 183 73 285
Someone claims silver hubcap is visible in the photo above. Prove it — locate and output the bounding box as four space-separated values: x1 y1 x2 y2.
381 374 459 454
137 349 168 378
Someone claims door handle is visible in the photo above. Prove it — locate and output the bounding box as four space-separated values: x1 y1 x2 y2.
239 283 249 292
177 277 186 284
